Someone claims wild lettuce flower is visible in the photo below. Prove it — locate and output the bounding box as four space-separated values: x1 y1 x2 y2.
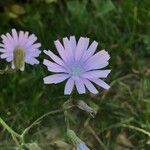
77 143 90 150
0 29 41 71
67 129 90 150
43 36 111 95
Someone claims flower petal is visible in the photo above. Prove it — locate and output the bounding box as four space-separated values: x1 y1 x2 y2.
54 40 66 61
26 43 41 49
26 50 41 57
82 78 98 94
1 34 14 51
63 37 74 61
44 50 65 67
12 29 18 45
25 57 39 65
69 36 76 51
43 74 70 84
77 143 90 150
6 56 13 62
75 78 86 94
84 50 110 71
24 34 37 48
18 31 25 45
81 41 98 63
89 78 110 89
0 48 5 52
18 31 29 46
64 78 74 95
0 53 7 58
43 59 67 73
75 37 89 61
0 44 5 48
81 70 111 79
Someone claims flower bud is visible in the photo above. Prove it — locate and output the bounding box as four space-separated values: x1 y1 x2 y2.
66 129 83 146
13 46 25 70
66 129 90 150
77 143 90 150
76 100 96 118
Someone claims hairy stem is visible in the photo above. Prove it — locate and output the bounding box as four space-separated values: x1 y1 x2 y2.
0 117 20 138
21 109 63 139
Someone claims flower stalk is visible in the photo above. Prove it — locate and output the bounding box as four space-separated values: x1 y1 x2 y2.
0 117 20 138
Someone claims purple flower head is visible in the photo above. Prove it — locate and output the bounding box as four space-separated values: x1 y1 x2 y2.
77 143 90 150
0 29 41 71
43 36 111 95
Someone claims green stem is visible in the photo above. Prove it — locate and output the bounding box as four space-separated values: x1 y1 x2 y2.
11 134 21 147
64 110 70 129
0 117 21 147
21 109 63 139
0 117 20 138
63 98 73 130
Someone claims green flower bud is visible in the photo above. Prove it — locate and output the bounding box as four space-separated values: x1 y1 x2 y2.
66 129 83 146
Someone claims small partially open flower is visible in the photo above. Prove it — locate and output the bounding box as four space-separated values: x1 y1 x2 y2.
0 29 41 71
77 143 90 150
66 129 90 150
43 36 111 95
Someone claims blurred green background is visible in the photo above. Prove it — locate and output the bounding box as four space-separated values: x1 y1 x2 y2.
0 0 150 149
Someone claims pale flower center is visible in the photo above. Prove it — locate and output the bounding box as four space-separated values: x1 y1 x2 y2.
13 46 25 70
69 63 83 77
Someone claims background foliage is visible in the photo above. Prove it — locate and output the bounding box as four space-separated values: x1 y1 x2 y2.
0 0 150 149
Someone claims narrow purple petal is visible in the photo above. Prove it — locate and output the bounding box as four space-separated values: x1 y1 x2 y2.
43 59 67 73
69 36 76 51
0 53 9 58
12 29 18 45
22 31 29 45
1 35 14 51
24 34 37 48
90 78 110 89
54 40 66 61
84 50 110 71
25 57 39 65
63 37 74 61
18 31 25 45
81 41 98 63
43 74 70 84
44 50 66 67
1 34 8 43
81 70 111 79
6 33 14 44
0 44 5 48
75 37 89 61
0 48 5 52
77 143 90 150
26 50 41 57
64 78 74 95
6 57 13 62
26 43 41 49
75 78 86 94
82 78 98 94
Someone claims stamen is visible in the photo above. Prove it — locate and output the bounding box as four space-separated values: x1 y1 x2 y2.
13 46 25 70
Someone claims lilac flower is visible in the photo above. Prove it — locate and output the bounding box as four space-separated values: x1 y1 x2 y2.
43 36 111 95
0 29 41 71
66 129 90 150
77 143 90 150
